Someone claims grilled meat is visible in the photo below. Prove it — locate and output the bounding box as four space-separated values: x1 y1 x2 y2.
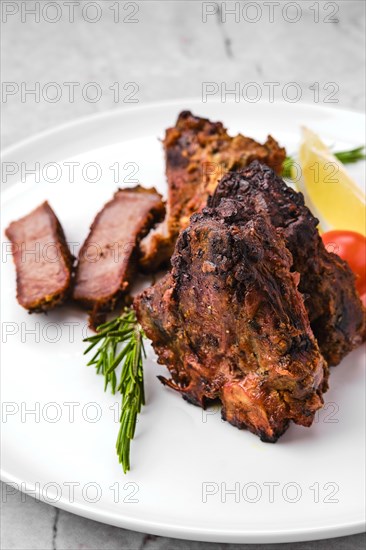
73 186 165 322
209 161 366 365
135 199 328 442
5 202 73 312
139 111 286 270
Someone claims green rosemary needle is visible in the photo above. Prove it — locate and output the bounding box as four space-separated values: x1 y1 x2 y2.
83 308 146 473
333 146 366 164
282 146 365 179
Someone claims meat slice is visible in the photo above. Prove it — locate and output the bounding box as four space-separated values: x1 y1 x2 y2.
5 201 73 312
135 199 328 442
209 161 366 366
140 111 286 270
73 186 165 321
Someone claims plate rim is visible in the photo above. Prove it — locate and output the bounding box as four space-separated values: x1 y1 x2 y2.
1 467 365 544
2 98 365 160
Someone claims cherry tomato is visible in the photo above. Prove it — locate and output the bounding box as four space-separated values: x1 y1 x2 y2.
322 230 366 295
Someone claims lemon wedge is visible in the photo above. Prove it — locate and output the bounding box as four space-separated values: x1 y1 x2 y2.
298 127 366 235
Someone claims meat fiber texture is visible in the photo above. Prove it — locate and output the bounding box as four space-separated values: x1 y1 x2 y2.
209 161 366 366
73 186 165 323
5 201 73 312
140 111 286 271
135 199 328 443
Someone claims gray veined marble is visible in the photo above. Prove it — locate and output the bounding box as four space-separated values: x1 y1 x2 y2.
1 1 365 549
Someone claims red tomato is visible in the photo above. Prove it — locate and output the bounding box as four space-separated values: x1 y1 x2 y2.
322 230 366 295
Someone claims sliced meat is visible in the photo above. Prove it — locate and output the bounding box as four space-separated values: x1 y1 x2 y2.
140 110 286 270
5 201 73 312
73 186 165 321
209 161 366 365
135 199 328 442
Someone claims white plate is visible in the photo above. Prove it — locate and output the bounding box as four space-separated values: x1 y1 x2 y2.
1 100 365 544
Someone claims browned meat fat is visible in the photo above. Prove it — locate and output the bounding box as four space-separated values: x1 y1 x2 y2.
73 186 165 320
209 161 366 366
5 202 73 312
139 110 286 270
135 199 328 443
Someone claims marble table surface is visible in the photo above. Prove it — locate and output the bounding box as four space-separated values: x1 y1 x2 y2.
1 1 365 549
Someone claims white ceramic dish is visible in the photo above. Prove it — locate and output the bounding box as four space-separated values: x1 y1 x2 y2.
1 100 365 543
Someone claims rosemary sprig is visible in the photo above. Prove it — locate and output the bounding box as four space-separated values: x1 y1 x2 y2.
282 146 365 179
83 308 146 473
333 146 366 164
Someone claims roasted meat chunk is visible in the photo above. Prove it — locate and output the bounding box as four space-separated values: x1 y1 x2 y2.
135 199 328 442
140 111 286 270
209 161 366 365
73 186 165 321
5 201 73 312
